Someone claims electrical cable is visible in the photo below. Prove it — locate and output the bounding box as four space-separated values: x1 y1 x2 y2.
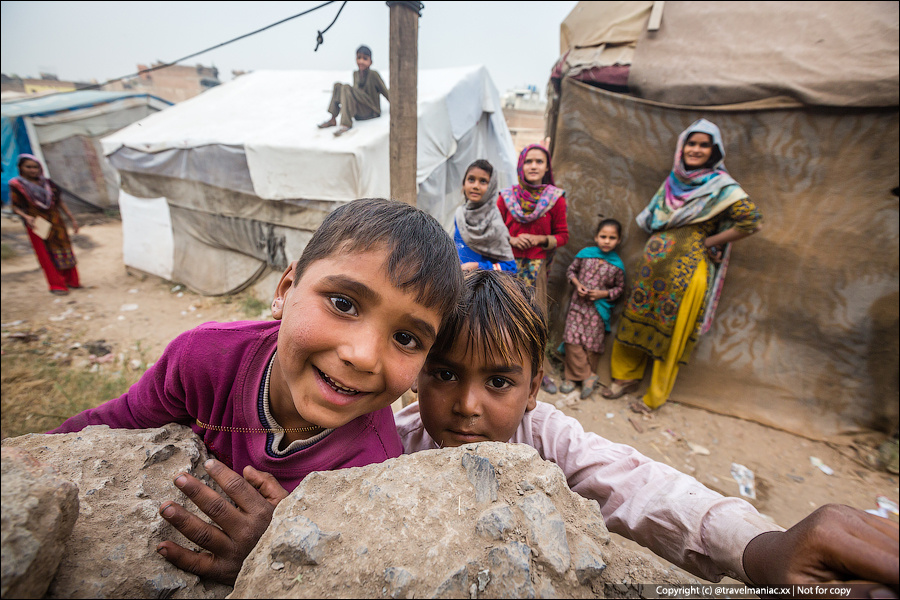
36 0 345 97
315 1 348 51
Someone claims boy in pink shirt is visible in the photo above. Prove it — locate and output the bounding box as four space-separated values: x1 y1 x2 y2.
396 270 898 591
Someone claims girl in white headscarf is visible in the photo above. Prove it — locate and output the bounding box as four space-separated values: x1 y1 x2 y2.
453 159 516 273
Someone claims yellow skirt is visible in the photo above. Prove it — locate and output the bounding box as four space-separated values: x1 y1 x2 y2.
610 259 708 409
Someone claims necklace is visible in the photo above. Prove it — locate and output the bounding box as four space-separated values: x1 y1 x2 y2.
194 351 323 434
194 419 322 434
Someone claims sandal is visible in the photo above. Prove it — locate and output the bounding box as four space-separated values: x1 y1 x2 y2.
580 375 599 399
541 375 558 395
333 125 352 137
50 289 69 296
317 118 336 129
601 379 639 399
559 380 575 394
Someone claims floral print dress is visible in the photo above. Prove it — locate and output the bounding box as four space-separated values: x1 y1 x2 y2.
616 198 762 363
563 257 625 353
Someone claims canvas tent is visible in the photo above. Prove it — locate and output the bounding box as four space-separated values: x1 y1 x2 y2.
1 91 171 210
546 1 898 441
100 66 516 296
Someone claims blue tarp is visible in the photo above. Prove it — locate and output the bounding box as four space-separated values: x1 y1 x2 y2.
1 91 171 205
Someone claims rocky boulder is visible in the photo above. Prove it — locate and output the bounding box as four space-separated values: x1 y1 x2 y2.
2 424 233 599
1 447 79 599
232 442 695 599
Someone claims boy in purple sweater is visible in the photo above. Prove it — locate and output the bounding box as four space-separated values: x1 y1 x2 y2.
49 198 464 584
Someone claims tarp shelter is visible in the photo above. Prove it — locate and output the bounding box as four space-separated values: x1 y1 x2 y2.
1 91 171 210
100 66 517 296
546 1 899 441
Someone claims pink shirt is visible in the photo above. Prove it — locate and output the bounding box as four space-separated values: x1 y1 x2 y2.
395 400 781 583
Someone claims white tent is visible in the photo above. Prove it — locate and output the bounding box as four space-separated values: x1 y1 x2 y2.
101 67 517 295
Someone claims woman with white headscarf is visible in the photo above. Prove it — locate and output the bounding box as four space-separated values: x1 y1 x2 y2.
603 119 763 411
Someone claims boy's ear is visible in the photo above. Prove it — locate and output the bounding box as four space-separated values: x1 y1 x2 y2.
272 261 298 320
526 367 542 412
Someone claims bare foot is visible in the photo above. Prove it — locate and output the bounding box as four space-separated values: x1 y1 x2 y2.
317 118 337 129
333 125 352 137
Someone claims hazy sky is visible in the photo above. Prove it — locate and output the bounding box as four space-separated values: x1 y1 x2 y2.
1 1 578 98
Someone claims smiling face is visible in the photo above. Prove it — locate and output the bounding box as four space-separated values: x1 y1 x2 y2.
356 52 372 72
417 325 541 447
595 224 620 253
269 247 443 434
463 167 491 203
682 132 714 170
521 148 549 186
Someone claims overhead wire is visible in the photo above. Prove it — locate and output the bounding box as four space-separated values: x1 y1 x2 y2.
33 1 348 98
315 1 348 51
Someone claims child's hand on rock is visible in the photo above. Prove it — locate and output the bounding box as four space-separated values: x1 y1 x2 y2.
156 459 289 585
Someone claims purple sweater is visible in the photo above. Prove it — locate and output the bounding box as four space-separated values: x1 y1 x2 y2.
50 320 403 492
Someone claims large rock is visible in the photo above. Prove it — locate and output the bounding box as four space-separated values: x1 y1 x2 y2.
1 447 80 599
233 442 696 599
2 424 233 599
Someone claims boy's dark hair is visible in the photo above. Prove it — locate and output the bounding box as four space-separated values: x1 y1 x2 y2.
356 45 372 58
596 217 623 237
463 159 494 182
294 198 463 321
432 270 547 378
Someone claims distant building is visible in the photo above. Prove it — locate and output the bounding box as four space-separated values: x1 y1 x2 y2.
103 62 220 103
1 73 93 97
502 86 547 153
502 85 546 111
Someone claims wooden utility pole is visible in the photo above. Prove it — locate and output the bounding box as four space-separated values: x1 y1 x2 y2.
388 1 420 206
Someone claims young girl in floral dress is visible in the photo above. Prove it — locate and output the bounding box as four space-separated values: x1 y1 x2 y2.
559 218 625 398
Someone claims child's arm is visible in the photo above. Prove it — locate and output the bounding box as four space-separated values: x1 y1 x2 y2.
523 402 779 582
566 258 589 296
454 222 515 273
607 265 625 301
157 459 289 585
49 331 196 433
372 70 389 102
582 265 626 301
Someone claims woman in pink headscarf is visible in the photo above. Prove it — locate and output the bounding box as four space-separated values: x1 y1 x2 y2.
9 154 81 295
497 143 569 393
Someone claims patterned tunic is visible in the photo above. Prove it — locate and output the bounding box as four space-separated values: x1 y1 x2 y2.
617 198 761 363
563 257 625 353
10 182 77 270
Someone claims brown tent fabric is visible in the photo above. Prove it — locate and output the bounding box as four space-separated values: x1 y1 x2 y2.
561 1 653 50
546 78 899 442
555 1 650 81
629 1 900 107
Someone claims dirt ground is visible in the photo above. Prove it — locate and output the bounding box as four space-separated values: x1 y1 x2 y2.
2 214 898 583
